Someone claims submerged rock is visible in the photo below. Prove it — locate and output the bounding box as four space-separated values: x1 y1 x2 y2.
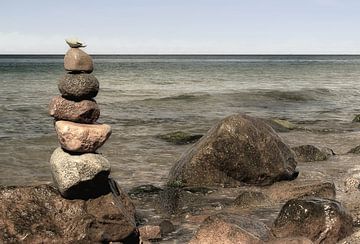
352 114 360 123
55 121 112 153
266 118 298 132
64 48 93 73
291 145 332 162
49 96 100 123
189 213 272 244
0 184 138 243
348 145 360 154
272 197 353 243
157 131 203 145
50 147 111 199
168 114 298 187
267 180 336 202
58 73 99 100
233 190 271 209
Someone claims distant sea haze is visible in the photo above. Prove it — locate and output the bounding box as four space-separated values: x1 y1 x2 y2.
1 55 360 186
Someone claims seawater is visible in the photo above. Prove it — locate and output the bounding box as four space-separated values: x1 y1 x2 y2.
1 55 360 186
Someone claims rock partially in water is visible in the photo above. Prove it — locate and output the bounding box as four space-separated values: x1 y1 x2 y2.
168 114 298 187
352 114 360 123
348 145 360 154
267 180 336 202
189 213 272 244
55 121 112 153
233 190 271 209
272 197 353 243
128 184 163 197
50 147 111 199
291 145 332 162
58 73 99 100
49 96 100 124
268 237 314 244
139 225 161 241
0 184 138 243
64 48 93 73
266 118 298 132
159 220 175 235
157 131 203 145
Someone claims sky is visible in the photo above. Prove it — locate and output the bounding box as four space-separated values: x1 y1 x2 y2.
1 0 360 54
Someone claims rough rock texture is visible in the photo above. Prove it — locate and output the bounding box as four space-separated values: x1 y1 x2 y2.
272 197 353 243
49 96 100 123
291 145 332 162
139 225 161 241
267 180 336 202
189 213 272 244
58 73 99 100
64 48 93 73
168 114 298 187
55 121 112 153
233 191 271 209
0 184 138 243
50 147 111 199
268 237 314 244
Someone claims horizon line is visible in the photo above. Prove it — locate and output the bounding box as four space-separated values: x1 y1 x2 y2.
1 53 360 56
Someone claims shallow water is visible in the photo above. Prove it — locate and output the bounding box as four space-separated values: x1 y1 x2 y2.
1 55 360 186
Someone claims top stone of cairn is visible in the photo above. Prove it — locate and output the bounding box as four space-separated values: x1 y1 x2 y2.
64 38 93 73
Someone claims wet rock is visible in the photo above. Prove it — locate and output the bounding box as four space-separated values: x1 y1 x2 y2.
157 131 203 145
128 184 163 197
139 225 161 241
0 184 138 243
49 96 100 123
50 147 111 199
58 73 99 100
348 145 360 154
266 118 298 132
55 121 112 153
189 213 272 244
168 114 298 187
267 180 336 202
233 190 271 209
272 197 353 243
291 145 331 162
64 48 93 73
268 237 314 244
159 220 175 235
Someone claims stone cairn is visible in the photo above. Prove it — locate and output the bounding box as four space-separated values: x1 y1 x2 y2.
49 39 112 199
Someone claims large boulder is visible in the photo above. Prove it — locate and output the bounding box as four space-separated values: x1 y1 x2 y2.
55 121 112 153
64 48 93 73
189 213 272 244
0 183 139 243
58 73 99 100
272 197 353 243
50 147 111 199
168 114 298 187
49 96 100 124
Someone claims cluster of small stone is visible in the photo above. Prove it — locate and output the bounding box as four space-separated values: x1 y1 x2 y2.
49 39 112 199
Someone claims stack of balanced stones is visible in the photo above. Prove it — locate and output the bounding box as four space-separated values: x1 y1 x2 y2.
49 39 112 199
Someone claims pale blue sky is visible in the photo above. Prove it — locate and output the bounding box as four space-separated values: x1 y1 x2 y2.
1 0 359 54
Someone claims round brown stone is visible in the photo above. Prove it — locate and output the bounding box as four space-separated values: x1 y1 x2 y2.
58 73 99 100
49 96 100 123
64 48 93 73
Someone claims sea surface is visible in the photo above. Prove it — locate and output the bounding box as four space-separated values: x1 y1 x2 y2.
1 55 360 187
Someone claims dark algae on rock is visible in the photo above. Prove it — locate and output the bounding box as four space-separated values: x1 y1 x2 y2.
157 131 203 145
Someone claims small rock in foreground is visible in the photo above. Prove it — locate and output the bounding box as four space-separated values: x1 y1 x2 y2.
189 213 272 244
272 197 353 243
50 147 111 199
0 184 138 243
55 120 112 153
